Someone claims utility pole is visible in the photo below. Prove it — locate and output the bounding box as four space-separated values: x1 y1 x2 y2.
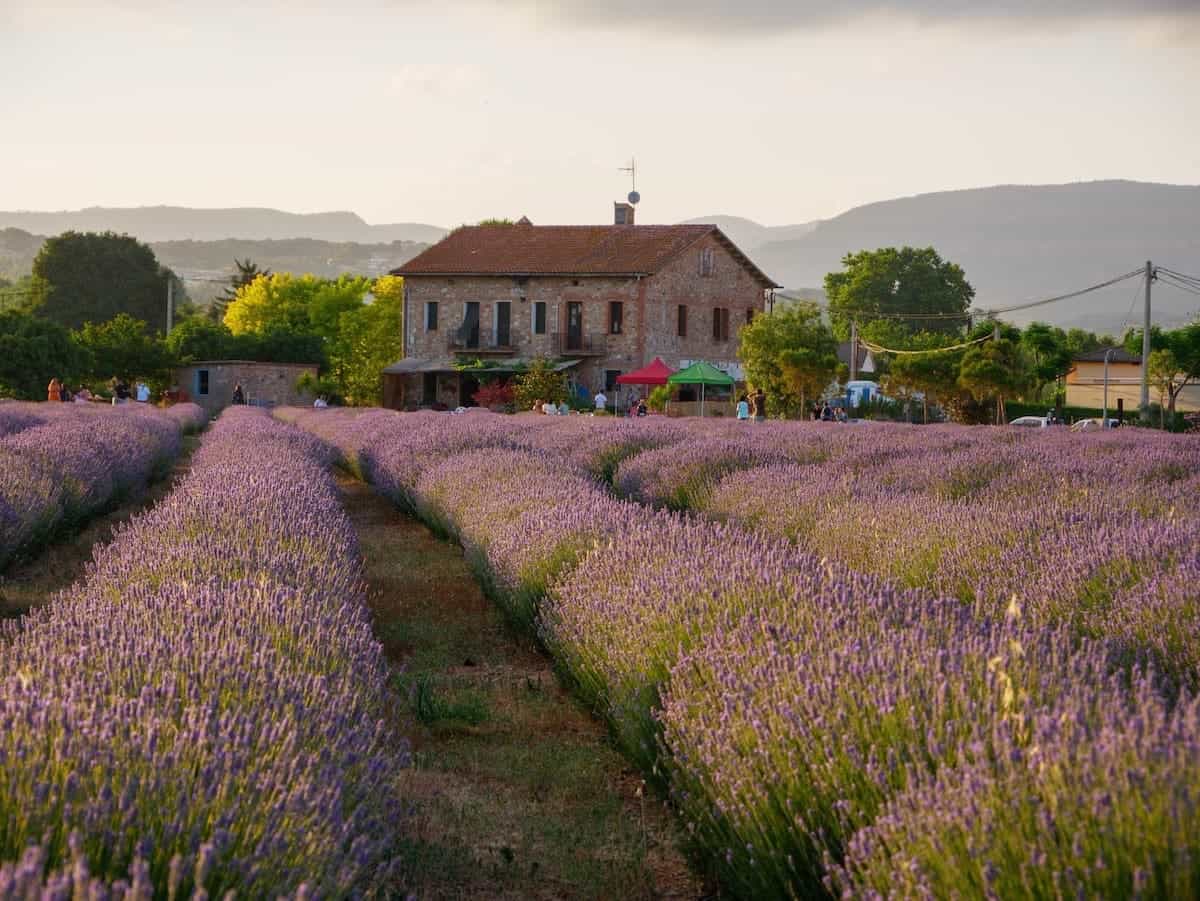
166 278 174 334
849 320 858 383
1140 260 1153 423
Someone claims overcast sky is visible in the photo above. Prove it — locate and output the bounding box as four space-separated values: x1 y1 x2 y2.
1 0 1197 227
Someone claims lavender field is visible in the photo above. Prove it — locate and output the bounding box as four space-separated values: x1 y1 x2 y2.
0 402 205 570
0 409 406 896
279 407 1200 899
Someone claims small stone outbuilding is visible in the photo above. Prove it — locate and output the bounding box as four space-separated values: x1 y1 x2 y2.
172 360 320 418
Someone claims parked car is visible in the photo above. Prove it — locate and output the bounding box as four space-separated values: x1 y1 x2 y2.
1009 415 1051 428
1070 417 1121 432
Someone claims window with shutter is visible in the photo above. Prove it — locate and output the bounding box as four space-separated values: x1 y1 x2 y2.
677 304 687 337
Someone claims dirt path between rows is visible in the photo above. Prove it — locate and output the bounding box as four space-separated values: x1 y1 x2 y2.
337 474 705 901
0 435 201 619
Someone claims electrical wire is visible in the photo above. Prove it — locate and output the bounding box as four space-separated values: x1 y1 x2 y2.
975 268 1144 316
1157 272 1200 297
792 268 1144 321
1159 267 1200 288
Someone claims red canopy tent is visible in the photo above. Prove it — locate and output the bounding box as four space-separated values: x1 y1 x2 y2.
616 357 675 386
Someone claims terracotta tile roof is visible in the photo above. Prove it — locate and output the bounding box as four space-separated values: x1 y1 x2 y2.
392 223 779 287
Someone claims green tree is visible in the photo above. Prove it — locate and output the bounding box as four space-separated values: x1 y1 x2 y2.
224 272 370 341
330 275 404 406
209 258 270 323
512 357 567 409
0 310 87 399
1147 348 1180 428
1020 322 1073 401
957 337 1032 424
1145 321 1200 420
824 246 973 340
739 302 838 417
74 314 174 387
882 332 971 423
166 317 235 363
32 231 175 332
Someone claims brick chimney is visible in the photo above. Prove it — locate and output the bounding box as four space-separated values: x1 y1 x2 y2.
613 201 635 225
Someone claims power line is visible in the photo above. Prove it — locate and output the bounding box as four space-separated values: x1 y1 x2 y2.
975 268 1144 316
1158 273 1200 298
797 267 1144 321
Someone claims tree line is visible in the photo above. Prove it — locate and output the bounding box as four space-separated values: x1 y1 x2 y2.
739 246 1200 425
0 231 403 405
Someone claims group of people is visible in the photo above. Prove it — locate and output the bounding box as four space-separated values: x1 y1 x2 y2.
735 388 768 422
814 402 849 422
533 398 572 416
47 377 150 406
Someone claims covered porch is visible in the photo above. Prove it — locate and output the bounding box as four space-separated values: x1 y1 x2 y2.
382 358 586 410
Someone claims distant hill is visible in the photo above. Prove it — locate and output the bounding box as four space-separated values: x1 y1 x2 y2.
680 215 819 254
6 185 1199 331
0 228 430 305
0 206 447 245
745 181 1200 332
150 238 430 302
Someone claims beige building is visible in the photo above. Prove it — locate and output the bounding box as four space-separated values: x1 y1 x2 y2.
1065 348 1200 412
384 205 779 409
173 360 319 418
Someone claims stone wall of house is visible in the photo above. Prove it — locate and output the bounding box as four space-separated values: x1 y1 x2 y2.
402 232 771 395
174 362 318 418
640 232 768 373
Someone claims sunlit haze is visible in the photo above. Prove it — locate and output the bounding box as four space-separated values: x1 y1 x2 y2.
2 0 1198 226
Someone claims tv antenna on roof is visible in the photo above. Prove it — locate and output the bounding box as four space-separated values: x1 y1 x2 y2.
619 158 640 205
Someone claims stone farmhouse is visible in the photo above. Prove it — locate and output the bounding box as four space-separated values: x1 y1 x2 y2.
383 204 780 409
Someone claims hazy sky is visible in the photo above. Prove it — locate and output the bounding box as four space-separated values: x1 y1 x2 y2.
2 0 1198 227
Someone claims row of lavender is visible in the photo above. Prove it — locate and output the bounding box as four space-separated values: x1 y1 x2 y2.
0 402 207 570
0 409 406 897
280 408 1200 898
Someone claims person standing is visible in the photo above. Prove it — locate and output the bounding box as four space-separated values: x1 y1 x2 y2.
736 393 750 421
753 387 767 422
594 389 607 414
136 381 150 404
231 384 245 405
47 378 62 402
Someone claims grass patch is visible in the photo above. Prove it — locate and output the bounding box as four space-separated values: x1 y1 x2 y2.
337 475 702 900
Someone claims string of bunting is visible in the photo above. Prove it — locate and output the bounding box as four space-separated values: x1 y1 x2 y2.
858 333 994 356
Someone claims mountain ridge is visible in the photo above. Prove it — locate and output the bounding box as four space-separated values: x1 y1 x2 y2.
0 205 447 245
4 181 1198 331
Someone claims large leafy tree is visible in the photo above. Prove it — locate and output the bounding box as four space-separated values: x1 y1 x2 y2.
882 332 971 423
739 302 839 417
223 272 400 403
329 275 404 406
1129 320 1200 421
1020 322 1074 402
31 231 176 332
166 317 236 363
824 246 973 340
957 335 1032 424
0 310 87 399
224 273 370 340
74 314 174 386
209 258 271 323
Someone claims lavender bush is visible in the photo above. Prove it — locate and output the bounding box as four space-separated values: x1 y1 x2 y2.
281 407 1200 899
0 405 196 569
0 408 407 896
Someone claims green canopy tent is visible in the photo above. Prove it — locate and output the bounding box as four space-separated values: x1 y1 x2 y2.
667 360 735 417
